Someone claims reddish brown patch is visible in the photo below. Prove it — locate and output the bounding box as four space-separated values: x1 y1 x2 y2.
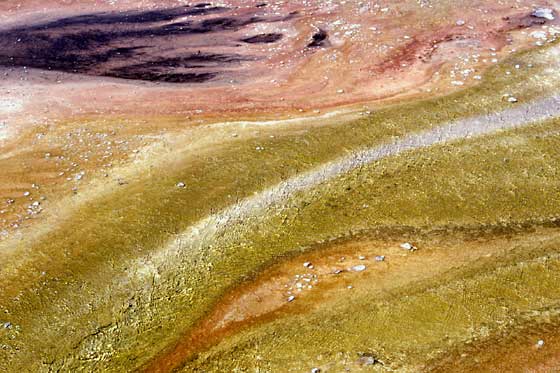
502 11 551 30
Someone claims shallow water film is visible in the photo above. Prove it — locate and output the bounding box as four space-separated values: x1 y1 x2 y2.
1 1 560 372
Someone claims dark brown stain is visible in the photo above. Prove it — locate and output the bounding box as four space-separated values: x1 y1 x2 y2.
307 28 329 48
0 3 296 83
242 33 283 44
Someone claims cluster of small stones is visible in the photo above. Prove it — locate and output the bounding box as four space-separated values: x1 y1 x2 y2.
284 243 417 302
0 125 150 240
444 8 556 90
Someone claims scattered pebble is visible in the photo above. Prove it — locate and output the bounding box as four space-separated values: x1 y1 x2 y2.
351 264 366 272
508 96 518 103
456 19 465 26
3 322 11 329
357 354 378 366
358 255 366 260
287 295 295 302
537 339 545 348
311 368 321 373
303 262 313 269
531 31 548 40
375 255 385 262
532 8 555 21
176 182 186 188
400 242 417 251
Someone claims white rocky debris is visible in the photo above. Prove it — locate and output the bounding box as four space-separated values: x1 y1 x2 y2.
531 31 548 40
351 264 366 272
400 242 417 251
532 8 555 21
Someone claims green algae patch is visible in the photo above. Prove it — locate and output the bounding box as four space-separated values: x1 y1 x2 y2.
179 120 560 370
1 43 560 371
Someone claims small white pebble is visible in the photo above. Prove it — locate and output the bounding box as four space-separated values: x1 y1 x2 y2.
176 182 186 188
532 8 555 21
287 295 295 302
537 339 545 348
351 264 366 272
400 242 414 250
531 31 548 40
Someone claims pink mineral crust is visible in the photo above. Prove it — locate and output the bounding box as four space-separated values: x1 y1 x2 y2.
0 0 556 132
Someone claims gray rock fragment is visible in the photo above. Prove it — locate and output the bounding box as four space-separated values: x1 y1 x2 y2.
532 8 555 21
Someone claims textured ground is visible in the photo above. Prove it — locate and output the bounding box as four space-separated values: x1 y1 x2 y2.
1 1 560 372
